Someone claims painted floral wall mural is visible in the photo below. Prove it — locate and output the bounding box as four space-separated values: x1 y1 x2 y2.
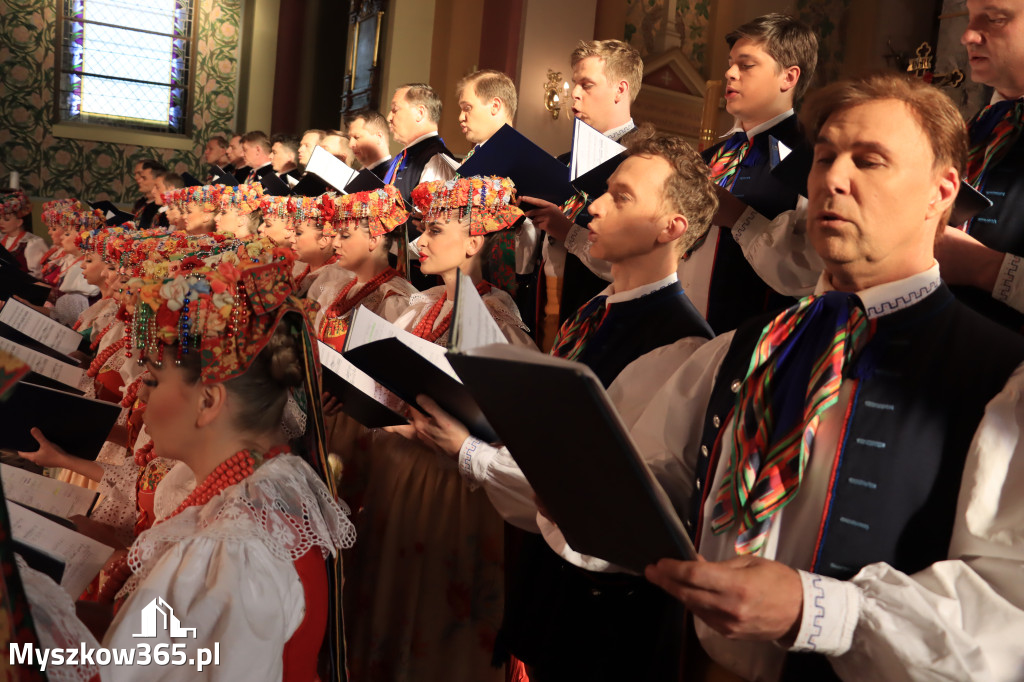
0 0 242 205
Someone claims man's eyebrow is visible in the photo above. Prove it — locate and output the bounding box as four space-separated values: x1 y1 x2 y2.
815 135 893 157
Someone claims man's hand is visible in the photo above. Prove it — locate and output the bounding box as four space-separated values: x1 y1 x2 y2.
409 394 469 459
645 555 803 642
935 226 1004 292
712 185 748 228
522 196 574 243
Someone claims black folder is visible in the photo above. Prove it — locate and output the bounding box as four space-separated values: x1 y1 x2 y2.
448 345 697 573
292 173 330 197
0 262 51 306
259 171 292 197
89 200 134 227
182 171 205 187
318 342 407 429
0 382 119 459
344 337 498 442
456 124 575 206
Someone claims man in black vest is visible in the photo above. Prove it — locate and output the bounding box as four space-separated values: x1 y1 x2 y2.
240 130 275 185
520 40 639 333
408 129 719 681
385 83 454 288
936 0 1024 331
622 74 1024 681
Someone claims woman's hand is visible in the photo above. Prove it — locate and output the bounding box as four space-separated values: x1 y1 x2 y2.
322 391 344 417
409 395 469 459
17 428 72 469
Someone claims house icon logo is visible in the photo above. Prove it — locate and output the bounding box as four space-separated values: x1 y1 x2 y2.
132 597 197 639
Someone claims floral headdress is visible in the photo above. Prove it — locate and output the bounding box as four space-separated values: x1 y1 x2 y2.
127 242 313 382
217 183 265 215
322 185 409 238
0 189 31 219
181 185 222 213
411 176 523 236
259 195 294 224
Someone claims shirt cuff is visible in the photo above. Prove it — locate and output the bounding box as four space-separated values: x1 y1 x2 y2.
787 570 861 657
991 252 1024 313
458 436 488 483
564 223 589 259
730 206 765 247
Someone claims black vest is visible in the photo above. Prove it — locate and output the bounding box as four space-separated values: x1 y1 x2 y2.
691 284 1024 680
699 115 809 334
955 115 1024 330
392 135 453 204
500 283 713 681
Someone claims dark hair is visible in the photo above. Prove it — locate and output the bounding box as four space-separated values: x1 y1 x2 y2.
726 14 819 101
241 131 271 153
347 110 389 137
207 135 229 149
271 134 300 159
179 322 304 434
139 159 167 174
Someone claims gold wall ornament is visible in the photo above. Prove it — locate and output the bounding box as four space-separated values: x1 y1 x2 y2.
543 70 569 120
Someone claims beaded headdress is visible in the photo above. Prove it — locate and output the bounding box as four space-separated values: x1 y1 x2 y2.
182 184 222 213
259 194 294 224
127 241 311 382
217 183 265 215
411 176 523 236
322 185 409 238
0 189 31 220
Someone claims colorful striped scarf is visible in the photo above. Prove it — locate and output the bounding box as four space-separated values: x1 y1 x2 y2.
966 98 1024 187
711 291 873 554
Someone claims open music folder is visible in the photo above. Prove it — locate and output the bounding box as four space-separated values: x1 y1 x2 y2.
447 344 697 574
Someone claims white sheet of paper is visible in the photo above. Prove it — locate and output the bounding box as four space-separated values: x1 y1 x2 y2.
439 154 460 171
346 306 459 380
1 464 98 519
7 502 113 599
318 339 405 412
305 146 358 193
570 118 627 181
0 298 83 355
452 271 507 351
0 337 84 388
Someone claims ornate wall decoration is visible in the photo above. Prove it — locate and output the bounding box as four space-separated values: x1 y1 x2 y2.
625 0 710 76
0 0 242 204
797 0 853 85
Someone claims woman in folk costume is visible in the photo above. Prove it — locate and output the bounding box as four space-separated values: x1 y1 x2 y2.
344 176 535 682
45 244 353 681
312 184 416 349
180 184 221 236
214 182 265 238
37 198 78 283
311 185 417 518
288 194 341 297
0 188 46 278
48 208 105 326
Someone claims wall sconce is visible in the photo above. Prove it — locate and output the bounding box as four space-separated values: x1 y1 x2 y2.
544 69 570 120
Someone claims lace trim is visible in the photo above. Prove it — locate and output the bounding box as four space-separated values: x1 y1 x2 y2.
122 455 356 596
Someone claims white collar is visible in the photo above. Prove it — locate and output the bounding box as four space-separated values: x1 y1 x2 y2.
722 109 795 141
990 91 1024 104
813 262 942 319
603 119 635 141
404 131 440 149
593 272 678 307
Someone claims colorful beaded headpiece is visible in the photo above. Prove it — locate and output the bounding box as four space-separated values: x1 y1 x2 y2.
0 189 31 219
217 183 265 215
127 242 313 382
322 185 409 238
411 176 523 236
259 195 294 224
182 185 222 213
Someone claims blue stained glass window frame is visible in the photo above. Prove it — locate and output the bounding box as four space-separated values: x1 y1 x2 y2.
54 0 198 136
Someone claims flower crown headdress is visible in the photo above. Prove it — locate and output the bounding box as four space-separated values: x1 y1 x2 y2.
322 185 409 238
0 189 31 219
411 176 523 236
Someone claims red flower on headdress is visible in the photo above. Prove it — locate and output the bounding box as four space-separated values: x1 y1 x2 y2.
318 195 337 224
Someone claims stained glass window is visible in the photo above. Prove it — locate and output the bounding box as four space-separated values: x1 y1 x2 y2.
55 0 197 135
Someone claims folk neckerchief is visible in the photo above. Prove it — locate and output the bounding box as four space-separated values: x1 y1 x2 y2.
966 98 1024 187
710 291 873 555
549 293 609 361
706 131 751 191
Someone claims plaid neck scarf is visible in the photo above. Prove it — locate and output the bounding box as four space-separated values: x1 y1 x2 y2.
550 294 608 361
710 291 873 555
706 131 751 191
966 98 1024 187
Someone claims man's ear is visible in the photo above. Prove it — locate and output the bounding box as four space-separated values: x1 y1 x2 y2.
779 65 801 94
927 165 960 221
195 383 228 428
615 79 629 104
660 213 689 245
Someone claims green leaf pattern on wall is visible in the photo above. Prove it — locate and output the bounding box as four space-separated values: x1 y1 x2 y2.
624 0 709 76
0 0 241 205
797 0 852 85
